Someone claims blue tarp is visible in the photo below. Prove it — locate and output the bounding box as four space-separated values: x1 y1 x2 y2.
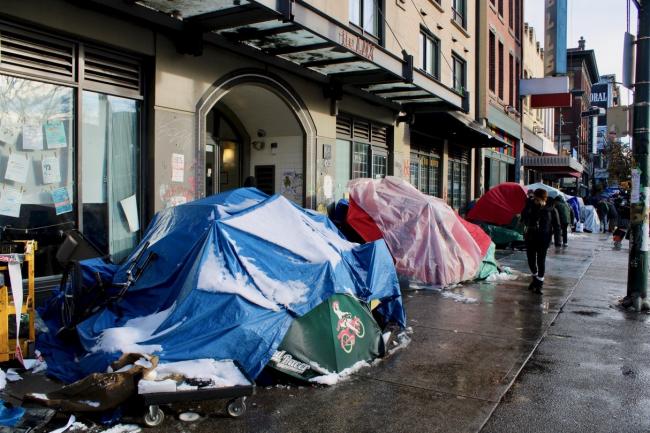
38 188 404 383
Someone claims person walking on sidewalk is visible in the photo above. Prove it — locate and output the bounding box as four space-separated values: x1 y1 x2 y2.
597 199 610 233
553 195 572 248
522 189 561 293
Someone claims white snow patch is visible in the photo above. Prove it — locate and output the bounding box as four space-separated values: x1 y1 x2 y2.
79 400 100 408
0 369 5 390
154 359 250 388
568 233 588 239
134 358 153 369
388 331 412 355
236 253 308 308
218 199 261 214
439 291 478 304
308 360 370 386
6 368 21 382
486 271 518 282
97 424 141 433
138 379 177 394
70 422 88 432
92 305 181 354
222 196 353 266
197 248 280 311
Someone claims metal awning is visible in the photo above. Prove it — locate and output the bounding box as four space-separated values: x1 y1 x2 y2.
413 111 511 148
522 155 584 176
79 0 464 112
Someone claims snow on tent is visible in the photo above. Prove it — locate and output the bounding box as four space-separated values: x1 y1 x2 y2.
37 188 405 386
525 182 565 199
346 177 499 287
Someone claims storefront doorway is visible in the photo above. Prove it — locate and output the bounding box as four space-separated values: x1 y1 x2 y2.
201 79 311 205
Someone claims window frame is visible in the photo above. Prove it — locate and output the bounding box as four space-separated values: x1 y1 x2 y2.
452 52 466 94
452 0 467 29
336 114 391 181
349 0 383 42
419 28 440 80
410 149 441 198
0 20 148 275
489 31 496 93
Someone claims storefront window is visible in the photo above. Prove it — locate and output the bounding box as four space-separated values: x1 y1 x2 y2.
372 152 387 179
334 139 351 200
352 142 369 179
82 92 140 263
410 151 440 197
0 75 75 276
447 159 468 210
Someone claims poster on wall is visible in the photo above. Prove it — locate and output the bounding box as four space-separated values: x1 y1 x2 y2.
51 187 73 215
22 122 44 150
281 169 303 204
0 186 23 218
44 120 68 149
5 153 30 184
171 153 185 182
41 155 61 184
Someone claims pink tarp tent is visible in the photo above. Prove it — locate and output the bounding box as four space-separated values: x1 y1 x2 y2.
348 177 483 287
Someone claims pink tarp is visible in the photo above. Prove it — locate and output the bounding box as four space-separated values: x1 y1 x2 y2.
348 177 483 287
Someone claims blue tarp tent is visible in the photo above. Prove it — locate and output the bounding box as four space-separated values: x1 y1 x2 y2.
38 188 404 383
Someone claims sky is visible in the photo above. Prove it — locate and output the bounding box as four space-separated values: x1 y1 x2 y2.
524 0 638 104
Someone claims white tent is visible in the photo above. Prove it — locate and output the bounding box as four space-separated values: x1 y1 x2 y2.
525 182 563 199
581 205 602 233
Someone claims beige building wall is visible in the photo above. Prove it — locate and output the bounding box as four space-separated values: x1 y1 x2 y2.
522 23 555 154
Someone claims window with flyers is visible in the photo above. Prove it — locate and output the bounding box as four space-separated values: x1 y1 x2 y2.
0 23 144 277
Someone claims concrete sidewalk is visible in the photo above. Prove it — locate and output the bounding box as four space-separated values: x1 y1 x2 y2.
7 233 639 432
134 234 605 433
483 234 650 433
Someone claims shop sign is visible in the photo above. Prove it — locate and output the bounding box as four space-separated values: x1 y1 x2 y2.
338 30 374 61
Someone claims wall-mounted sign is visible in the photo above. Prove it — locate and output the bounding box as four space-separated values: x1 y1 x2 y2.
338 30 374 61
544 0 567 76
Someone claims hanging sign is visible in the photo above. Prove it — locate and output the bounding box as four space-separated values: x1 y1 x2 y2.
0 186 23 218
51 187 73 215
42 155 61 184
5 153 30 184
44 120 68 149
22 122 44 150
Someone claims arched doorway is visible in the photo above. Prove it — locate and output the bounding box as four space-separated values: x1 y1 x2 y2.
196 70 316 207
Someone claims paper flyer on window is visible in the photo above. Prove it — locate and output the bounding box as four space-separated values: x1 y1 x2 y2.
0 186 23 218
0 123 19 146
5 153 30 184
120 194 140 233
22 122 44 150
44 120 67 149
51 187 73 215
42 155 61 184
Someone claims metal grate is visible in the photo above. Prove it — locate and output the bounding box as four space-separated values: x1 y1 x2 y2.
336 116 352 138
353 120 370 142
84 48 141 92
371 124 387 146
0 26 75 80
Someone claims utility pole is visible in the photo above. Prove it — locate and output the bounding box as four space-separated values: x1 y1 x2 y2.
625 0 650 311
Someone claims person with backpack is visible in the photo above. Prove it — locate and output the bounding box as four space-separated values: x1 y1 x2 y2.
522 189 561 293
553 195 572 248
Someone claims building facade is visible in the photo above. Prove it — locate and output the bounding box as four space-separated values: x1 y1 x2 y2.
0 0 506 288
476 0 523 193
554 37 599 195
520 22 557 184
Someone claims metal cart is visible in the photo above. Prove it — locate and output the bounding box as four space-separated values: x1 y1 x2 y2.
139 362 255 427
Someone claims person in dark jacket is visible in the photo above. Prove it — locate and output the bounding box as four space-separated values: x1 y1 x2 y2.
522 189 561 293
596 199 610 232
553 195 572 247
607 199 619 232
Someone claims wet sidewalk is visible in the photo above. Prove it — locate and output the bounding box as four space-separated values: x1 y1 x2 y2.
142 234 604 433
483 234 650 433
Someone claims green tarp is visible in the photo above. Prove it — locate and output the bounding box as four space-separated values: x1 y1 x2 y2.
475 243 500 280
268 294 383 381
478 223 524 247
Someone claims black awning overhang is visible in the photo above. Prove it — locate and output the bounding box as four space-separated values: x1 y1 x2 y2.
414 111 511 148
78 0 463 112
